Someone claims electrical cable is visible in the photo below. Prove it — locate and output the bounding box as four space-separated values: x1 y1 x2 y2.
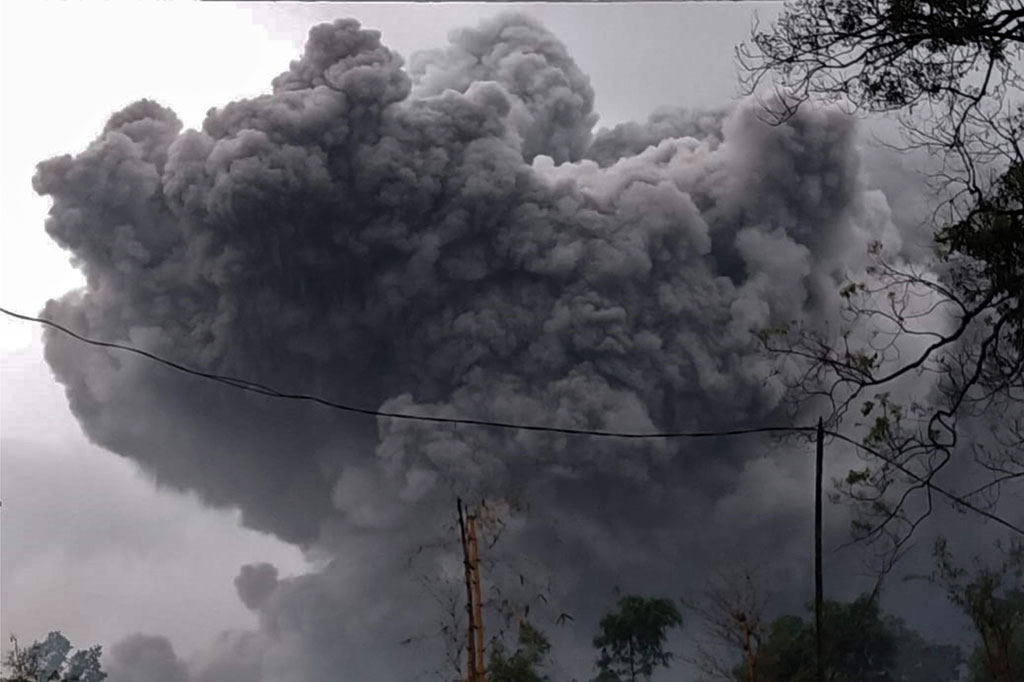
3 305 1020 535
0 306 816 440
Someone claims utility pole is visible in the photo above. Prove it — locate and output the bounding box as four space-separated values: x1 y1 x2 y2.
457 498 486 682
814 417 825 682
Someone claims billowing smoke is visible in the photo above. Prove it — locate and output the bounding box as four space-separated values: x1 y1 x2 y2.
34 13 917 681
106 636 189 682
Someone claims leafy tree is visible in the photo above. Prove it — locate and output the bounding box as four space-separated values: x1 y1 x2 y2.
682 569 769 682
888 616 965 682
967 629 1023 682
2 632 106 682
739 0 1024 569
752 597 895 682
930 537 1024 682
741 614 809 682
592 596 683 682
737 595 960 682
487 621 551 682
938 160 1024 334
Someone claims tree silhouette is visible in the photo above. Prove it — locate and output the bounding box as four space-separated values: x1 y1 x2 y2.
682 569 769 682
738 1 1023 133
929 536 1024 682
2 632 106 682
739 0 1024 569
487 621 552 682
592 596 683 682
740 596 960 682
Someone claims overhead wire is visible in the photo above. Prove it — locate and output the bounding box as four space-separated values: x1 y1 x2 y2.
0 306 817 440
2 305 1020 535
825 430 1023 535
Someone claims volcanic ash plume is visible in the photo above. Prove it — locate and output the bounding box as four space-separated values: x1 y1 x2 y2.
34 13 906 681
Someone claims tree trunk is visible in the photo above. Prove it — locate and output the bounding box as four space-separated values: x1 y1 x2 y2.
628 638 636 682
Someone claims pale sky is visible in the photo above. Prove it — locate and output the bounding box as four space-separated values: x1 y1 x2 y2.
0 0 783 667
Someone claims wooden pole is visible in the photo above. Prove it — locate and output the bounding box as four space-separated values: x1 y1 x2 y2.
741 616 756 682
468 514 485 682
457 498 477 682
814 417 825 682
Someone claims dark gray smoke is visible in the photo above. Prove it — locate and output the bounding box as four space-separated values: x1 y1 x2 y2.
585 107 727 168
106 635 188 682
234 563 280 612
33 13 929 681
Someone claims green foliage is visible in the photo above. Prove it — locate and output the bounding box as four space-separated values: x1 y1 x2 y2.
845 468 871 486
735 596 961 682
592 596 683 682
845 349 880 375
937 161 1024 335
487 621 551 682
932 537 1024 682
887 616 964 682
754 324 792 345
739 614 805 682
2 632 106 682
839 281 868 300
967 626 1023 682
860 393 904 448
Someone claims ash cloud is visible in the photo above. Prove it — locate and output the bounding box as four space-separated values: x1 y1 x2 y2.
106 635 188 682
235 563 279 612
409 13 598 164
32 13 922 681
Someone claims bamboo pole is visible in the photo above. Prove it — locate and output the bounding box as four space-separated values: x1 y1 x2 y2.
741 616 756 682
457 498 477 682
468 513 485 682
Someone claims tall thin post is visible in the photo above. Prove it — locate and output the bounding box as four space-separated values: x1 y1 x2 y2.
741 616 756 682
457 498 477 682
814 417 825 682
468 513 485 682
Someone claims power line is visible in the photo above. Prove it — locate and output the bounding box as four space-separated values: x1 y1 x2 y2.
0 306 815 440
824 431 1024 535
2 305 1020 536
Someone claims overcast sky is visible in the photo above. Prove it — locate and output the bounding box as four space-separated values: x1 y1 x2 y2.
0 2 1002 681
